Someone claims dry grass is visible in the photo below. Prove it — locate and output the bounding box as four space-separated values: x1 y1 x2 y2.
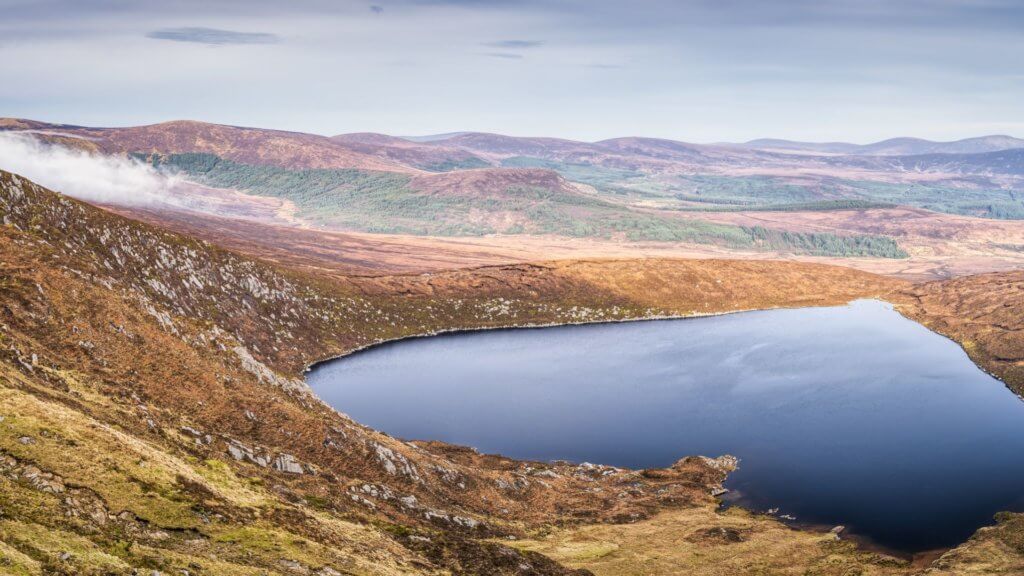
511 506 915 576
3 168 1024 574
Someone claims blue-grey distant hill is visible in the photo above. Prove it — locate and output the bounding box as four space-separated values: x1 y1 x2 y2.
741 135 1024 156
834 147 1024 176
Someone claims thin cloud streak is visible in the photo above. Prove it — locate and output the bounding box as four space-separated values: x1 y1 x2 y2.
482 52 524 59
146 27 280 45
483 39 543 48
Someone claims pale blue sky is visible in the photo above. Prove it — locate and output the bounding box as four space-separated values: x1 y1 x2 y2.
1 0 1022 142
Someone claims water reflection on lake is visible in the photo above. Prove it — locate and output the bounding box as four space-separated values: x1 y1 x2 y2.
308 300 1024 552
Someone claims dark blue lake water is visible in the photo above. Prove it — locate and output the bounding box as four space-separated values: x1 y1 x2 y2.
307 299 1024 553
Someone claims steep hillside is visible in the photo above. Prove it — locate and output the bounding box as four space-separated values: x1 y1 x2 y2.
0 170 745 574
6 169 1024 573
6 169 978 575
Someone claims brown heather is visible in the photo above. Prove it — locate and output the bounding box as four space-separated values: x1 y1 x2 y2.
1 169 1024 574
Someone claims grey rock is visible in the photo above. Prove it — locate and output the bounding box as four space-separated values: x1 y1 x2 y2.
226 440 270 467
277 559 309 574
272 453 303 474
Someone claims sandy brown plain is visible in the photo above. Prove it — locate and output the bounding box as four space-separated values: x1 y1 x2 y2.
110 201 1024 281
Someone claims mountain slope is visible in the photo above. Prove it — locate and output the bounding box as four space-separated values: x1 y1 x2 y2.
7 168 1024 573
330 133 490 171
422 133 774 169
1 118 417 172
4 169 969 575
422 132 593 159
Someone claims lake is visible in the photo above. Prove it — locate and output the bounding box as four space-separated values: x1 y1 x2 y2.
307 299 1024 553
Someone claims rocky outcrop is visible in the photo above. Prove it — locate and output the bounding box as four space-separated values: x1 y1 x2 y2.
272 453 304 474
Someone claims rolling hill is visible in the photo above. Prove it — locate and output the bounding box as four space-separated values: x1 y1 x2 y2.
138 151 908 256
330 132 491 172
8 118 1024 265
742 135 1024 156
861 148 1024 176
1 119 416 172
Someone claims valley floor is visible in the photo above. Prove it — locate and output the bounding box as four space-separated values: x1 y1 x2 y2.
109 203 1024 282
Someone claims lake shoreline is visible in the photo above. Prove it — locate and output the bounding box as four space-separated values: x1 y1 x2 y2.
305 297 1021 559
303 301 821 374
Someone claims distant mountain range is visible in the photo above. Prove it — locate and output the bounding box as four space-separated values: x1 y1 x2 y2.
5 118 1023 172
739 135 1024 156
3 118 1024 231
404 130 1024 157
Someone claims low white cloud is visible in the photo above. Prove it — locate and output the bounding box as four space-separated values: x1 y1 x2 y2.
0 131 181 206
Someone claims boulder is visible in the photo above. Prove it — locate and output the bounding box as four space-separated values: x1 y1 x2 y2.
272 453 304 474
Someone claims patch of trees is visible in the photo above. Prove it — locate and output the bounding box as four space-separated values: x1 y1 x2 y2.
675 200 897 212
742 226 908 258
420 157 490 172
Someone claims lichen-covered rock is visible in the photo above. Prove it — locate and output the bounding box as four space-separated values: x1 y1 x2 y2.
226 439 270 467
272 453 303 474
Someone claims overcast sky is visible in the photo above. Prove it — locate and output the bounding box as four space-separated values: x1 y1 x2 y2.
1 0 1022 142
